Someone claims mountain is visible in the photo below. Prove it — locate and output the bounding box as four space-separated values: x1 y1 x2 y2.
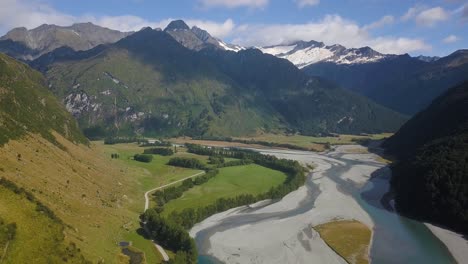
30 22 406 138
164 20 244 52
383 81 468 235
258 41 391 69
302 49 468 115
0 23 131 60
0 53 150 263
0 53 87 146
416 55 440 62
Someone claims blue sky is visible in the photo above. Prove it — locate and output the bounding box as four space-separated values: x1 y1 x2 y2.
1 0 467 56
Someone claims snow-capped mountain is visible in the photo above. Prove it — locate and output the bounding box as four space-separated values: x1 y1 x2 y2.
164 20 244 52
258 40 392 68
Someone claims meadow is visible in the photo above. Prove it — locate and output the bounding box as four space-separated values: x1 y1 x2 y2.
162 164 287 216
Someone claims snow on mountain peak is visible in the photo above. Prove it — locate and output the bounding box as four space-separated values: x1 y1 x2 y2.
258 41 389 68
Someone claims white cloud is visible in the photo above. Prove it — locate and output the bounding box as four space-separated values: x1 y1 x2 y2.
416 7 450 26
363 15 395 30
443 35 459 43
232 15 430 54
402 6 450 26
295 0 320 8
198 0 269 9
0 0 75 34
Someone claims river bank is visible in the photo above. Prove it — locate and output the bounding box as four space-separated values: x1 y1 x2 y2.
425 224 468 264
190 145 459 264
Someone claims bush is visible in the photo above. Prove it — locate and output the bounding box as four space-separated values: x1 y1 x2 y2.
143 148 174 156
134 154 153 163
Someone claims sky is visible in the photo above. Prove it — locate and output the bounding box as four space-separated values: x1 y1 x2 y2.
0 0 467 56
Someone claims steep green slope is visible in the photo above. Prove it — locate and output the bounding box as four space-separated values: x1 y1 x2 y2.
202 48 406 134
303 51 468 115
0 53 87 146
384 81 468 234
33 27 406 137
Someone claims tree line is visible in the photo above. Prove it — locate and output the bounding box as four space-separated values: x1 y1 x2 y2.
143 147 174 156
142 209 197 263
152 169 218 212
104 137 147 145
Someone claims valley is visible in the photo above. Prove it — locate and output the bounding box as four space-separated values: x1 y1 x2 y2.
0 2 467 262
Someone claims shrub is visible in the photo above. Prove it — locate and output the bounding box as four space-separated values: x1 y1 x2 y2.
134 154 153 163
143 148 174 156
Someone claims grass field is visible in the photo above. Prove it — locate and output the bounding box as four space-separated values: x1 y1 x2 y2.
162 164 287 216
314 220 372 264
0 185 85 263
99 142 211 263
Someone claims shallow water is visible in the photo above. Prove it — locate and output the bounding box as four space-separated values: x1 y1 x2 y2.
196 148 455 264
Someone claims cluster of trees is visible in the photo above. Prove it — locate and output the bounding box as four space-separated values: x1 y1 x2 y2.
217 159 253 168
104 137 147 145
140 141 172 147
142 209 197 264
110 153 120 159
167 157 206 170
143 147 174 156
153 170 218 211
133 154 153 163
390 135 468 234
168 194 257 229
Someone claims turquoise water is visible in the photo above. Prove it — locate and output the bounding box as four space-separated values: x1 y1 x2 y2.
357 167 456 264
195 150 456 264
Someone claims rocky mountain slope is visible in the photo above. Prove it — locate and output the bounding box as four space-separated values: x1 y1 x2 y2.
164 20 244 52
384 81 468 235
0 23 131 60
259 41 390 68
31 23 406 138
0 53 87 146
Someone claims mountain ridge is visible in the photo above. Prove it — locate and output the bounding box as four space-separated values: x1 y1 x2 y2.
30 24 406 138
0 23 132 60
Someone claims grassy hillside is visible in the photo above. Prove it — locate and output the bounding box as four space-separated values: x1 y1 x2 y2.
384 81 468 235
0 53 165 263
0 182 88 263
0 53 87 146
33 28 405 138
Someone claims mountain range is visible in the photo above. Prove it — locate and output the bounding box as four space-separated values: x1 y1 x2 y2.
24 21 405 138
0 23 131 60
2 21 466 119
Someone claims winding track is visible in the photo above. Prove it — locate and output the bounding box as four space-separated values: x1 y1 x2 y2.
143 171 205 262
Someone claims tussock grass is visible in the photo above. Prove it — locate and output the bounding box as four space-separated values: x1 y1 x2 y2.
314 220 372 264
